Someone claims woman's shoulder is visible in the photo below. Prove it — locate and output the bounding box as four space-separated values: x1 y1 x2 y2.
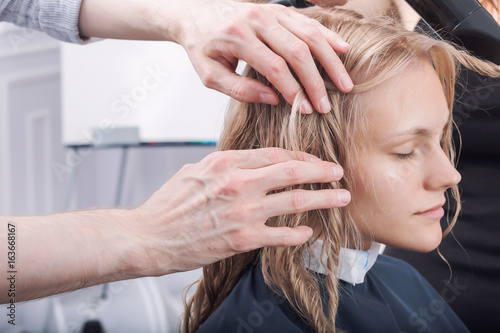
196 263 309 333
366 253 443 297
335 254 470 333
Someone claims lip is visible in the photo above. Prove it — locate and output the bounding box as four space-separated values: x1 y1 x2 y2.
415 203 445 220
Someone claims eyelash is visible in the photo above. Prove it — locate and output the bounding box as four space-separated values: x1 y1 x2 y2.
396 151 415 160
395 136 446 160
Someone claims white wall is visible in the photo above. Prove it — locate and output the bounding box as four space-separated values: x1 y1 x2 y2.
0 22 213 332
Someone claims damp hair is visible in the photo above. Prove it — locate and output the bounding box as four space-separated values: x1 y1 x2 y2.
183 7 500 333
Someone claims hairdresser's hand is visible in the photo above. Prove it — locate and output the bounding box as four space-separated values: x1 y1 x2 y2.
132 148 350 274
169 0 353 114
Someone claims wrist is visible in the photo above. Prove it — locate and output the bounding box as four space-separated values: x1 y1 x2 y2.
105 208 176 279
100 208 147 280
146 0 194 44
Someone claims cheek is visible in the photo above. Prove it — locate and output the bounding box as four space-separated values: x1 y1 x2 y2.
351 164 415 217
385 168 415 193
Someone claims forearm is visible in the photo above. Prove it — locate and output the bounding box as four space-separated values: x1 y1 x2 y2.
78 0 198 43
0 148 349 303
0 209 147 303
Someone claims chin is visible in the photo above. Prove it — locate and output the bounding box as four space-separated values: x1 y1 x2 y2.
386 231 443 253
417 239 442 252
409 231 443 252
403 218 444 252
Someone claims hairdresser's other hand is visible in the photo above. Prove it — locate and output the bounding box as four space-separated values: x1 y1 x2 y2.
132 148 350 274
79 0 352 113
170 0 353 114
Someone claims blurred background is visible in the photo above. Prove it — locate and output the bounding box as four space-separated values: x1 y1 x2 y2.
0 21 226 332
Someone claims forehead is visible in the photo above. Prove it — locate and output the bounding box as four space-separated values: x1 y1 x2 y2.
357 61 450 141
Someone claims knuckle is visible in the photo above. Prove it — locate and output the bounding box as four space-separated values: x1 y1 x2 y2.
225 177 242 195
284 161 302 181
205 152 231 172
289 40 310 61
265 148 287 164
244 6 265 22
290 190 307 210
200 69 218 89
303 25 322 41
214 175 241 197
220 21 245 39
266 56 288 79
278 231 293 247
323 162 336 180
310 78 325 93
230 82 248 102
229 229 251 252
179 163 194 172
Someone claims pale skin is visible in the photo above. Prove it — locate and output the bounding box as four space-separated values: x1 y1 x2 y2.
1 0 359 303
0 149 350 303
349 61 461 252
78 0 354 114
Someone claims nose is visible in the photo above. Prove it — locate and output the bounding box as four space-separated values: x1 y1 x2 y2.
424 148 462 191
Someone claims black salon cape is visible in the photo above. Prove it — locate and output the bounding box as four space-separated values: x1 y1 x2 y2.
196 255 468 333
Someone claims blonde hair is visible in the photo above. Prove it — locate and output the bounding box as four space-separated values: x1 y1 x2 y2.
183 7 500 333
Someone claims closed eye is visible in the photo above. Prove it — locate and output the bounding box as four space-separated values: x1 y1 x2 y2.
395 151 415 160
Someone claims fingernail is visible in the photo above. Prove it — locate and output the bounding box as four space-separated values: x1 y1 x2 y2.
340 73 354 90
336 39 350 48
338 191 351 205
310 156 322 162
305 227 313 238
301 99 313 114
260 93 278 105
333 165 343 178
319 95 331 114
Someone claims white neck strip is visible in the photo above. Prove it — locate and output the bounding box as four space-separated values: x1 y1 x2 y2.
303 240 381 285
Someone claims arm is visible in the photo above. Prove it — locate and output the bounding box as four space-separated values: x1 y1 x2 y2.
1 0 353 111
0 148 349 303
78 0 353 113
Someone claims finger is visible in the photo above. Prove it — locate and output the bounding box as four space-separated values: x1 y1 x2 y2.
262 188 351 218
258 22 327 113
254 225 313 248
281 10 354 98
284 9 352 56
222 147 324 169
248 160 343 192
234 36 313 112
201 58 280 104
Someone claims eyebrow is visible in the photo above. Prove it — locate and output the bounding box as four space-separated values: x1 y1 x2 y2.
392 114 451 138
394 127 432 137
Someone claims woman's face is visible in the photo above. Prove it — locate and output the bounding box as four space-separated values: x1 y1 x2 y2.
348 61 461 252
